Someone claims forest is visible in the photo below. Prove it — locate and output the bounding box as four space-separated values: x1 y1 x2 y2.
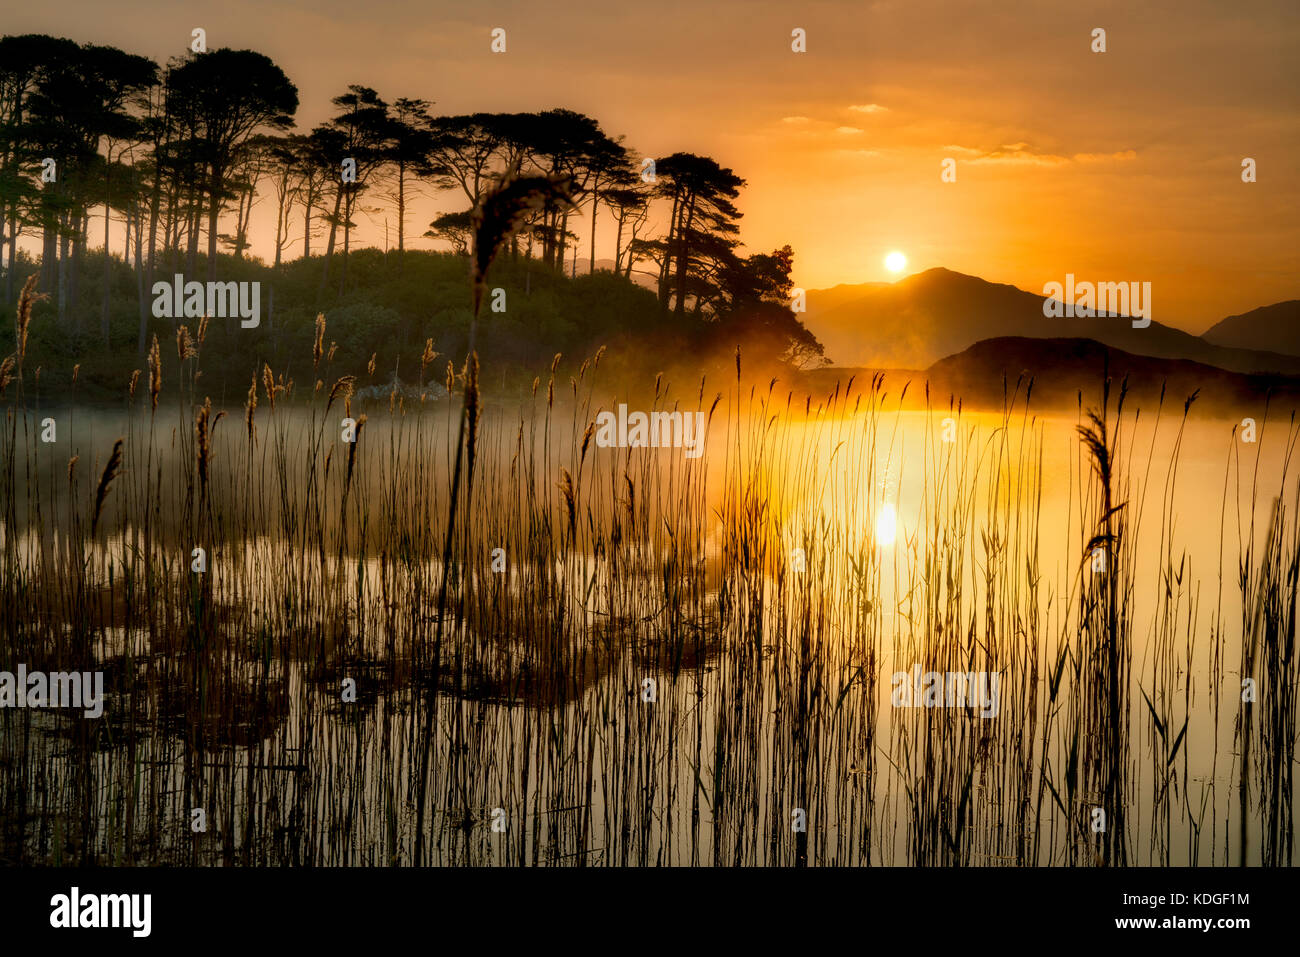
0 35 823 401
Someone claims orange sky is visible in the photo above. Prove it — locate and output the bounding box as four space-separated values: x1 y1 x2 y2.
9 0 1299 332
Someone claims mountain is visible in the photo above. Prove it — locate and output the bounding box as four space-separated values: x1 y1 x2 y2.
1201 300 1300 355
926 337 1300 413
796 336 1300 415
802 280 891 315
803 268 1300 376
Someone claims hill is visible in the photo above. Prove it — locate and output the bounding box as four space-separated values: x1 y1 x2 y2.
803 268 1300 376
1202 300 1300 355
796 336 1300 416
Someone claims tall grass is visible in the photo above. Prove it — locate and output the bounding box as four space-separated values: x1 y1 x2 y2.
1 271 1298 866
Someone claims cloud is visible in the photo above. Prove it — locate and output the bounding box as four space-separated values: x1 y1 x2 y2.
781 115 811 123
1076 150 1137 163
848 103 888 114
941 143 1137 166
836 126 865 134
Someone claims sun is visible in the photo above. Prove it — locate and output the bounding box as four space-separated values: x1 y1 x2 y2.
884 251 907 274
875 503 898 547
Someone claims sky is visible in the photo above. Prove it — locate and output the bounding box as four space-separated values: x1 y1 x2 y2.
8 0 1299 332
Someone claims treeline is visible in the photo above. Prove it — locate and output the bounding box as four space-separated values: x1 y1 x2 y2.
0 33 823 394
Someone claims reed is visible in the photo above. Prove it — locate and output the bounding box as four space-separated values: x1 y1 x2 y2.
1 278 1297 867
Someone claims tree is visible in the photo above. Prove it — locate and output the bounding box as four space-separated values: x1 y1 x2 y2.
426 113 510 208
80 44 156 340
605 185 649 276
314 85 389 294
16 39 155 333
0 35 80 303
712 245 825 368
293 129 334 260
582 137 633 274
424 209 472 255
382 97 436 265
525 109 612 270
166 48 297 283
256 134 300 269
136 68 174 353
650 153 744 316
221 134 280 260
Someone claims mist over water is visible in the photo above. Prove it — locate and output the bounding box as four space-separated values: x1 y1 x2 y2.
2 388 1297 865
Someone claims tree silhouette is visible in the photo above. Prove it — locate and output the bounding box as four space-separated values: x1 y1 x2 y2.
604 185 649 276
256 134 301 269
0 35 79 304
0 33 822 379
382 97 437 266
714 244 824 367
14 40 154 330
221 134 281 261
651 152 744 316
294 129 336 260
424 209 473 255
426 113 509 208
314 85 389 295
79 44 156 339
167 48 297 283
525 109 615 270
582 133 632 274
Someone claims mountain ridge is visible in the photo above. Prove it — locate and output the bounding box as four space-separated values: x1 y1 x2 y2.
794 335 1300 415
1201 300 1300 354
802 267 1300 376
